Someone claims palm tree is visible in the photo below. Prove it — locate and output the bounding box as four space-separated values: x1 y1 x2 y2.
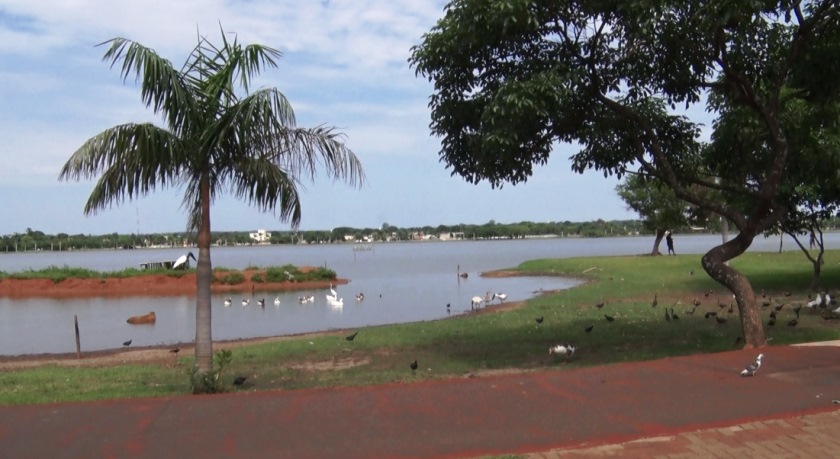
59 29 364 374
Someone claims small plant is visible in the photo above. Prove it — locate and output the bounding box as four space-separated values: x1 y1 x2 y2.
251 272 266 283
187 349 233 394
216 272 245 285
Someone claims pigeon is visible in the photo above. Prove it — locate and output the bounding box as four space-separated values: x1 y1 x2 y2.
651 294 658 308
548 343 576 361
740 353 763 377
787 319 798 327
535 316 544 324
584 324 594 333
595 302 605 309
604 314 615 322
233 376 248 386
122 339 132 347
410 359 418 371
345 332 359 341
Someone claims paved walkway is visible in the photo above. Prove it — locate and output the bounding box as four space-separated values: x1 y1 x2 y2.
1 345 840 458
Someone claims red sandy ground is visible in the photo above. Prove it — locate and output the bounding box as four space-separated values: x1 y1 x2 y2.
0 269 347 299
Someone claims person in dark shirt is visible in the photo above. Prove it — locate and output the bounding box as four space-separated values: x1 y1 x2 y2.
666 231 675 255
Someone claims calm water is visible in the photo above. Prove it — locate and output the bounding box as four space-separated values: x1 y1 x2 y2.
1 233 836 356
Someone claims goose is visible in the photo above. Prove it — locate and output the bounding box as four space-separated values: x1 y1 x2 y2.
224 298 232 307
355 293 365 301
740 353 763 377
241 299 250 307
548 343 576 361
328 297 344 308
172 251 196 270
274 297 281 307
257 298 265 308
299 295 315 303
493 293 508 303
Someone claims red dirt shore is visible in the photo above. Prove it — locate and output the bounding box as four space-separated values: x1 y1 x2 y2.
0 270 347 299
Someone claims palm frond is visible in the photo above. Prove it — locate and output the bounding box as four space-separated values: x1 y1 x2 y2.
58 123 185 214
98 38 196 130
266 125 366 187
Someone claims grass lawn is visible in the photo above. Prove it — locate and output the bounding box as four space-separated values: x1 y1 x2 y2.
1 250 838 405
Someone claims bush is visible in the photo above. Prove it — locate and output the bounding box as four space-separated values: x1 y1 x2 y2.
251 272 265 283
188 349 233 394
216 272 245 285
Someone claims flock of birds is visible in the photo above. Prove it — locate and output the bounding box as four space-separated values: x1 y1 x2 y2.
218 283 366 312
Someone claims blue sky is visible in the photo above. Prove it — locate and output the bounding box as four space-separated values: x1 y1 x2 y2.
0 0 637 236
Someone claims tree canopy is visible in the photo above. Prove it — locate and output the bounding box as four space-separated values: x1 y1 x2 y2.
410 0 840 347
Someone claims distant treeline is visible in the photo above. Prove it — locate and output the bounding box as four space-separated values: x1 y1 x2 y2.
2 219 706 253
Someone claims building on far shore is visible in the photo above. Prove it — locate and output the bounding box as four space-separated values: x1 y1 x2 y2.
249 229 271 243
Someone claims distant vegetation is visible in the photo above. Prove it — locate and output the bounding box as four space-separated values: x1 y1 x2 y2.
0 265 336 283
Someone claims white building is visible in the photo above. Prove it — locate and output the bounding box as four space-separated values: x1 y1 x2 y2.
249 229 271 243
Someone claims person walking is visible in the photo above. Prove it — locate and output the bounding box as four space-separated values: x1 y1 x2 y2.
666 231 675 255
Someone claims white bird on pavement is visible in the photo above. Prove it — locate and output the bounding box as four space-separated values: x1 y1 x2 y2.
740 353 764 377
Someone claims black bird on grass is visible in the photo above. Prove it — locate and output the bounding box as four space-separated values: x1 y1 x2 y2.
761 299 771 308
793 304 802 319
704 290 712 297
122 339 132 347
775 303 785 312
787 319 798 327
770 310 777 319
651 294 658 308
170 348 180 354
233 376 247 386
715 316 727 324
410 360 418 372
768 317 776 326
595 302 605 309
784 291 792 297
604 314 615 322
535 316 544 324
692 298 701 307
664 309 671 321
704 311 717 319
346 332 359 341
671 308 679 320
584 324 594 333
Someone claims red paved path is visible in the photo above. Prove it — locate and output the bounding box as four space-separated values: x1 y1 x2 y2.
1 345 839 458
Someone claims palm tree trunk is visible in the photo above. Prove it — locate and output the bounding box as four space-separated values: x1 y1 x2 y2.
701 231 766 348
194 176 214 372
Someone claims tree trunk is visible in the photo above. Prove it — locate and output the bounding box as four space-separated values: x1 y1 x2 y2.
194 176 214 372
701 231 766 348
651 229 666 255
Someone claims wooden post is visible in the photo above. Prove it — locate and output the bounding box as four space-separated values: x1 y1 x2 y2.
74 315 81 359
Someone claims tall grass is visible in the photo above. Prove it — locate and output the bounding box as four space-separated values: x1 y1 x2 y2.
1 250 838 405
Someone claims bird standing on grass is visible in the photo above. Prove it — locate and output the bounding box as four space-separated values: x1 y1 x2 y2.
584 324 594 333
535 316 544 324
604 314 615 322
548 344 576 362
670 308 679 320
651 294 658 308
233 376 247 386
740 354 764 377
172 251 196 270
787 319 798 327
410 360 418 372
170 347 180 354
595 302 605 309
346 332 359 342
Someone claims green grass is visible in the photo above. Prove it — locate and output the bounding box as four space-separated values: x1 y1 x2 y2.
2 250 839 405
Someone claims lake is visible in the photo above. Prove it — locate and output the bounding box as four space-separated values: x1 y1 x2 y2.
0 232 836 356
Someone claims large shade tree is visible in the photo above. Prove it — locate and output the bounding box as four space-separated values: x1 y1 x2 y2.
60 31 364 373
410 0 840 347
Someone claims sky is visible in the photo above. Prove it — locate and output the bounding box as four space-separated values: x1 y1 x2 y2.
0 0 638 236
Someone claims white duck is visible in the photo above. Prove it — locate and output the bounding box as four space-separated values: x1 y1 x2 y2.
493 293 508 303
328 297 344 308
274 297 281 307
241 299 250 307
223 298 232 307
548 343 576 361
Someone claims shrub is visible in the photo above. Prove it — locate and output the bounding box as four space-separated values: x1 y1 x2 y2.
216 272 245 285
188 349 233 394
251 272 265 283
